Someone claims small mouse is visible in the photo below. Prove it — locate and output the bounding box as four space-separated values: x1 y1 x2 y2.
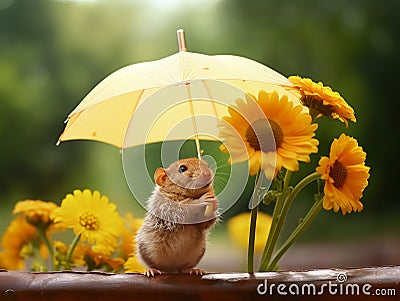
136 158 219 277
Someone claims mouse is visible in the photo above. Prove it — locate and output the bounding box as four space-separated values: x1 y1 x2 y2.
136 158 219 277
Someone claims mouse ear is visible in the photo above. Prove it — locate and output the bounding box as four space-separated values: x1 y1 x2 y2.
154 168 167 186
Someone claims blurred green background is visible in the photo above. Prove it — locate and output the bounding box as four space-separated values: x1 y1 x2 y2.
0 0 399 270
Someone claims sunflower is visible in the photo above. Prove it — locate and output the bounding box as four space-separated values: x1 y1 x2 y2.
53 189 124 250
0 217 43 270
227 212 272 253
316 134 370 214
13 199 59 229
288 76 356 127
219 90 318 179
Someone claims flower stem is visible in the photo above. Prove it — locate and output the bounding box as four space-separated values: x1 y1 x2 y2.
247 205 258 273
247 170 262 273
36 226 54 270
309 108 320 122
267 195 323 270
259 171 321 271
32 246 48 271
67 233 81 265
259 170 292 271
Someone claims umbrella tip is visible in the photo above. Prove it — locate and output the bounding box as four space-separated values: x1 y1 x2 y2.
176 29 187 52
56 140 61 147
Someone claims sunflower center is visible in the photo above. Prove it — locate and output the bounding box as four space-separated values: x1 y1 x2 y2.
245 119 283 152
329 160 348 189
303 95 335 117
79 212 100 231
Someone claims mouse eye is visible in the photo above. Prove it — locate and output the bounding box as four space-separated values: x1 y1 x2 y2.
178 165 187 173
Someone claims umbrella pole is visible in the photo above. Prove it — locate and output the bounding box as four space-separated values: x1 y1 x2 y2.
176 29 187 52
177 29 201 159
186 84 202 160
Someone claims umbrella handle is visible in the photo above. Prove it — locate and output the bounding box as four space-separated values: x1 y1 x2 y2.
177 29 187 52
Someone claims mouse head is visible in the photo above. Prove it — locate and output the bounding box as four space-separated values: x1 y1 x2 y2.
154 158 214 196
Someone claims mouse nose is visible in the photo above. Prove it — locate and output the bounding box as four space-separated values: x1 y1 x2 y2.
202 168 211 178
200 162 213 178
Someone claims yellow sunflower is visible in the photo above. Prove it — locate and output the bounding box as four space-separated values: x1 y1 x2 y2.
288 76 356 127
53 189 124 250
316 134 370 214
219 90 318 179
13 199 59 229
0 216 44 270
227 212 272 253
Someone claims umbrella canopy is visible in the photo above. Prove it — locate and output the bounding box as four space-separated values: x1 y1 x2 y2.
57 31 299 152
57 30 305 211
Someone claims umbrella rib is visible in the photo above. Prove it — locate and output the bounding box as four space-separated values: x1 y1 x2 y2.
121 89 146 149
201 80 220 120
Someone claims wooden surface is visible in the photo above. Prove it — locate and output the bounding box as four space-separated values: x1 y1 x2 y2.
0 266 399 300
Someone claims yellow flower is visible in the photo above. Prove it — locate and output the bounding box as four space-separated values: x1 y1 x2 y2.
227 212 272 253
53 241 68 254
121 213 143 258
316 134 370 214
288 76 356 127
0 252 6 269
71 243 87 266
53 241 69 269
13 199 59 228
91 243 118 257
219 90 318 178
74 244 125 272
53 189 124 250
0 217 43 270
124 255 146 273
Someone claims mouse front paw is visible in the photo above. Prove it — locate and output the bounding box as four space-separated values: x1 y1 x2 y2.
143 268 162 277
200 193 218 211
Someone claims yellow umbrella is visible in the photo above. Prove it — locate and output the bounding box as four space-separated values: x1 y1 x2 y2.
57 29 299 157
58 30 304 212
